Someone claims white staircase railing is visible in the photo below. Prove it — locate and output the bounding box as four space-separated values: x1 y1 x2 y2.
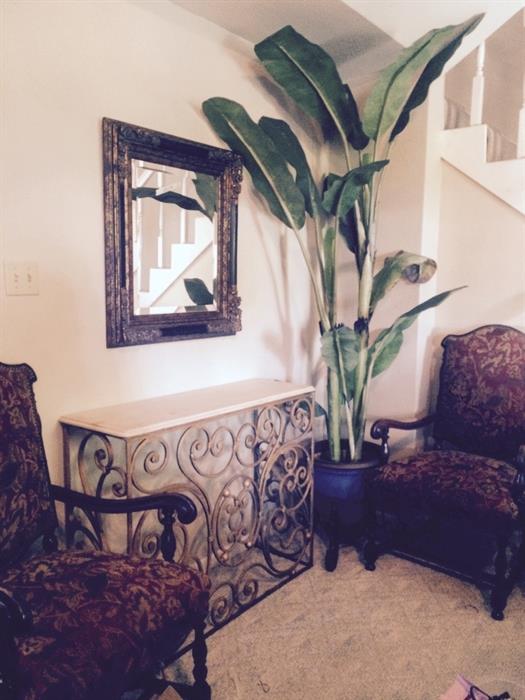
441 9 525 214
445 98 518 162
470 42 485 126
444 8 524 163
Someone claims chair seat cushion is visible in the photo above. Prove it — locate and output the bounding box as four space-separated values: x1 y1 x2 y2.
0 549 209 700
374 450 518 529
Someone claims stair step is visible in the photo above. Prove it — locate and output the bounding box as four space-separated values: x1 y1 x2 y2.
440 125 525 214
139 227 214 308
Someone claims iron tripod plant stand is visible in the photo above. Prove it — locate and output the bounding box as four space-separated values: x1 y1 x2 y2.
314 441 382 571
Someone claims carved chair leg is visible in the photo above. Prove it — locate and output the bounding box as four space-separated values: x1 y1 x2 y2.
495 526 525 622
191 617 210 700
491 534 510 621
508 530 525 592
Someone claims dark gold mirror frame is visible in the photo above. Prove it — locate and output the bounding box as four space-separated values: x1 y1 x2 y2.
103 117 243 347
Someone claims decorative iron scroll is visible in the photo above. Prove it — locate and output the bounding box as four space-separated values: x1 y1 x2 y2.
64 394 314 630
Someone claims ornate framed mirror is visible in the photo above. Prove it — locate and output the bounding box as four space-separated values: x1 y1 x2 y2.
103 117 242 347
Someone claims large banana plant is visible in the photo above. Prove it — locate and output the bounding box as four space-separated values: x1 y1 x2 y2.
203 15 482 463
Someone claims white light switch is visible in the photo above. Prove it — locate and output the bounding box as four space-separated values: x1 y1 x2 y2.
5 262 39 296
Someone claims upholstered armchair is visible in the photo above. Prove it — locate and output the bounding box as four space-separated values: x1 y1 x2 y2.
0 362 211 699
366 325 525 620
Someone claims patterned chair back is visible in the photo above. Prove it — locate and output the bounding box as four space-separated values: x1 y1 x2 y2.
433 325 525 461
0 363 57 568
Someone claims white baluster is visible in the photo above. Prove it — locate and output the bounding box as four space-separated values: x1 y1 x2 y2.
445 99 457 130
157 171 164 267
180 172 189 244
470 42 485 126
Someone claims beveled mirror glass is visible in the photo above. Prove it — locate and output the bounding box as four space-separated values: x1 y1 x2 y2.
103 118 242 347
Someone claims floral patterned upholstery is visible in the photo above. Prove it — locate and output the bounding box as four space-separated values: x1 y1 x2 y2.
433 325 525 460
0 363 57 567
0 362 210 699
374 325 525 531
0 550 209 700
375 450 518 530
368 326 525 619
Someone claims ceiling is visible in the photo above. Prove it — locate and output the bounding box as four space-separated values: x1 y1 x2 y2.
169 0 401 84
345 0 523 45
169 0 524 84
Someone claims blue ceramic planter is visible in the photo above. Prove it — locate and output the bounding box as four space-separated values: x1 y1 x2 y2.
314 441 382 570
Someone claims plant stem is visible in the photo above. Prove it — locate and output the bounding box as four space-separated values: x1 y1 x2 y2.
352 329 369 459
327 368 341 462
352 194 374 460
333 325 356 462
292 227 329 332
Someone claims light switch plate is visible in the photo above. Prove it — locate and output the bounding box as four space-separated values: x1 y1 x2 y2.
5 262 39 295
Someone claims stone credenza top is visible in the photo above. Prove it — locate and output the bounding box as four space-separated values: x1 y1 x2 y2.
59 378 315 438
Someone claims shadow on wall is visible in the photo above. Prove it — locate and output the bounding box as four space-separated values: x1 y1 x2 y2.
374 330 446 459
256 212 319 384
258 219 294 380
424 331 449 414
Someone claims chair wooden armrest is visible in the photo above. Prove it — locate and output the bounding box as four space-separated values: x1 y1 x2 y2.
370 415 435 463
51 486 197 521
50 486 197 562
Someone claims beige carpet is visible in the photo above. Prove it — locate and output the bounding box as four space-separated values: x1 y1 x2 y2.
168 539 525 699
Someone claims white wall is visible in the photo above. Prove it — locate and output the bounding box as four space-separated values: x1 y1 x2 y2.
3 0 519 479
436 162 525 333
362 104 430 424
1 0 314 479
2 0 430 476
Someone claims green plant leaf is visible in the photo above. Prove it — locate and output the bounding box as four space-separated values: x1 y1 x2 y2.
315 401 328 419
337 179 362 221
370 251 437 315
193 173 218 220
363 14 483 141
255 25 368 149
344 84 369 150
259 116 321 216
321 325 360 398
132 187 208 216
322 173 344 215
390 17 481 140
184 278 214 305
321 174 359 253
202 97 305 229
322 161 389 219
371 329 403 377
339 207 358 255
369 287 465 377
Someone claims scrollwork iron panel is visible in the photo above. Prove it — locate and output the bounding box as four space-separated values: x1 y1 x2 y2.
62 392 314 631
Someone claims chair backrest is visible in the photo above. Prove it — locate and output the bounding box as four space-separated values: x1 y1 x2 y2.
0 363 57 568
433 325 525 461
